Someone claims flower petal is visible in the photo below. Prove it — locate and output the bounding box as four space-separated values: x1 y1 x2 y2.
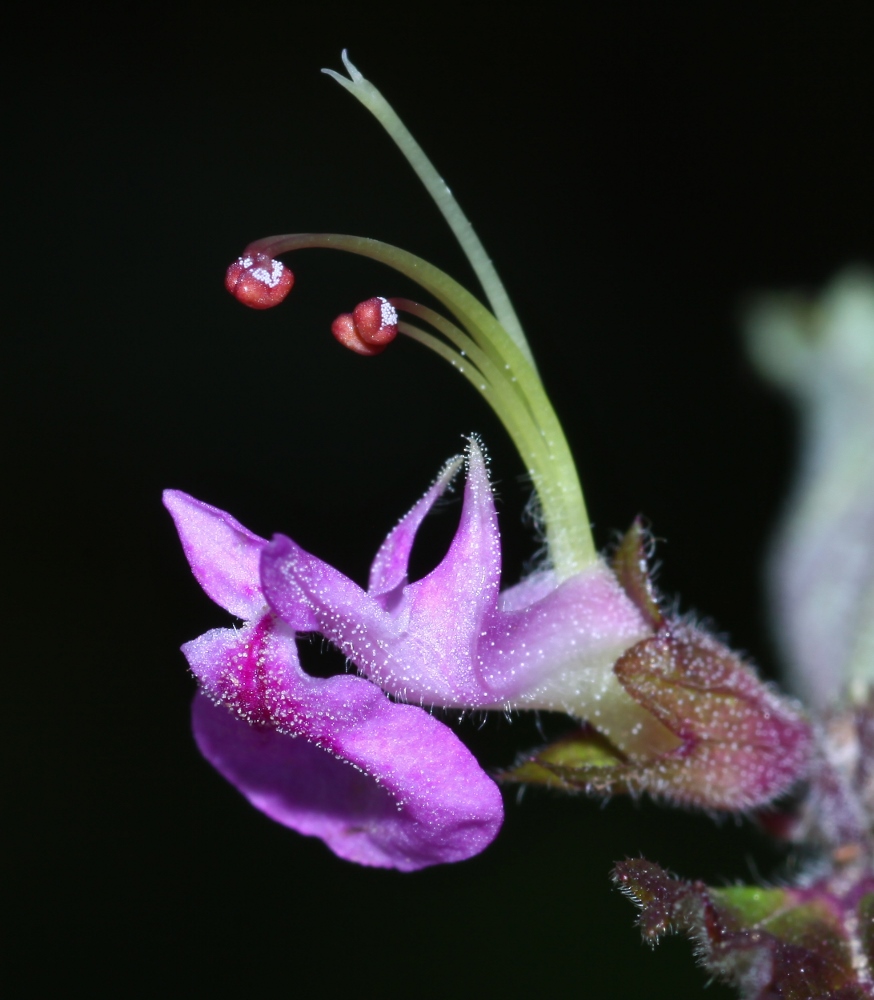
261 442 502 705
397 442 502 665
368 455 463 596
185 614 503 870
261 532 392 648
498 569 559 612
163 490 267 619
479 564 652 711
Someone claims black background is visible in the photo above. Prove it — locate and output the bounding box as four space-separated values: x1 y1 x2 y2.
8 5 874 997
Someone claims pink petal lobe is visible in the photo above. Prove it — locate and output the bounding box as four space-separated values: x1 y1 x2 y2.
186 614 502 870
261 533 387 639
163 490 267 619
368 455 463 595
261 442 503 705
400 442 502 657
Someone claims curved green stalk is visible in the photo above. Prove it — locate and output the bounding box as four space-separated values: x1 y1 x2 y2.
322 51 534 369
397 319 554 484
250 232 596 577
394 300 531 414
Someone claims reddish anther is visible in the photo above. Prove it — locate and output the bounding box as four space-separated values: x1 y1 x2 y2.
225 253 294 309
331 297 399 356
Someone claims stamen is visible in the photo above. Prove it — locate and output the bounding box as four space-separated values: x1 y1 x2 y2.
225 231 597 578
222 56 601 579
332 297 399 356
225 252 294 309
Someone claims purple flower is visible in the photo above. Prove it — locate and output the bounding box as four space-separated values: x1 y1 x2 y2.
165 440 662 869
164 486 503 872
168 53 815 888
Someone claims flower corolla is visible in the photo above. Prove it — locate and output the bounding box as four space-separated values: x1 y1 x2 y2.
165 440 659 869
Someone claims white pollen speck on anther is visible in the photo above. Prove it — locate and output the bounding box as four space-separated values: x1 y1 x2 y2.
377 296 398 327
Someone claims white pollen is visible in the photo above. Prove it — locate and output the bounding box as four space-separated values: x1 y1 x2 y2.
377 296 398 327
251 260 285 288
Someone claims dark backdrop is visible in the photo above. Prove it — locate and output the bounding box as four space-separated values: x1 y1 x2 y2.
8 6 874 997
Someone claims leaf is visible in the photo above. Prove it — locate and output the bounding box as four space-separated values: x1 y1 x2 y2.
614 858 874 1000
